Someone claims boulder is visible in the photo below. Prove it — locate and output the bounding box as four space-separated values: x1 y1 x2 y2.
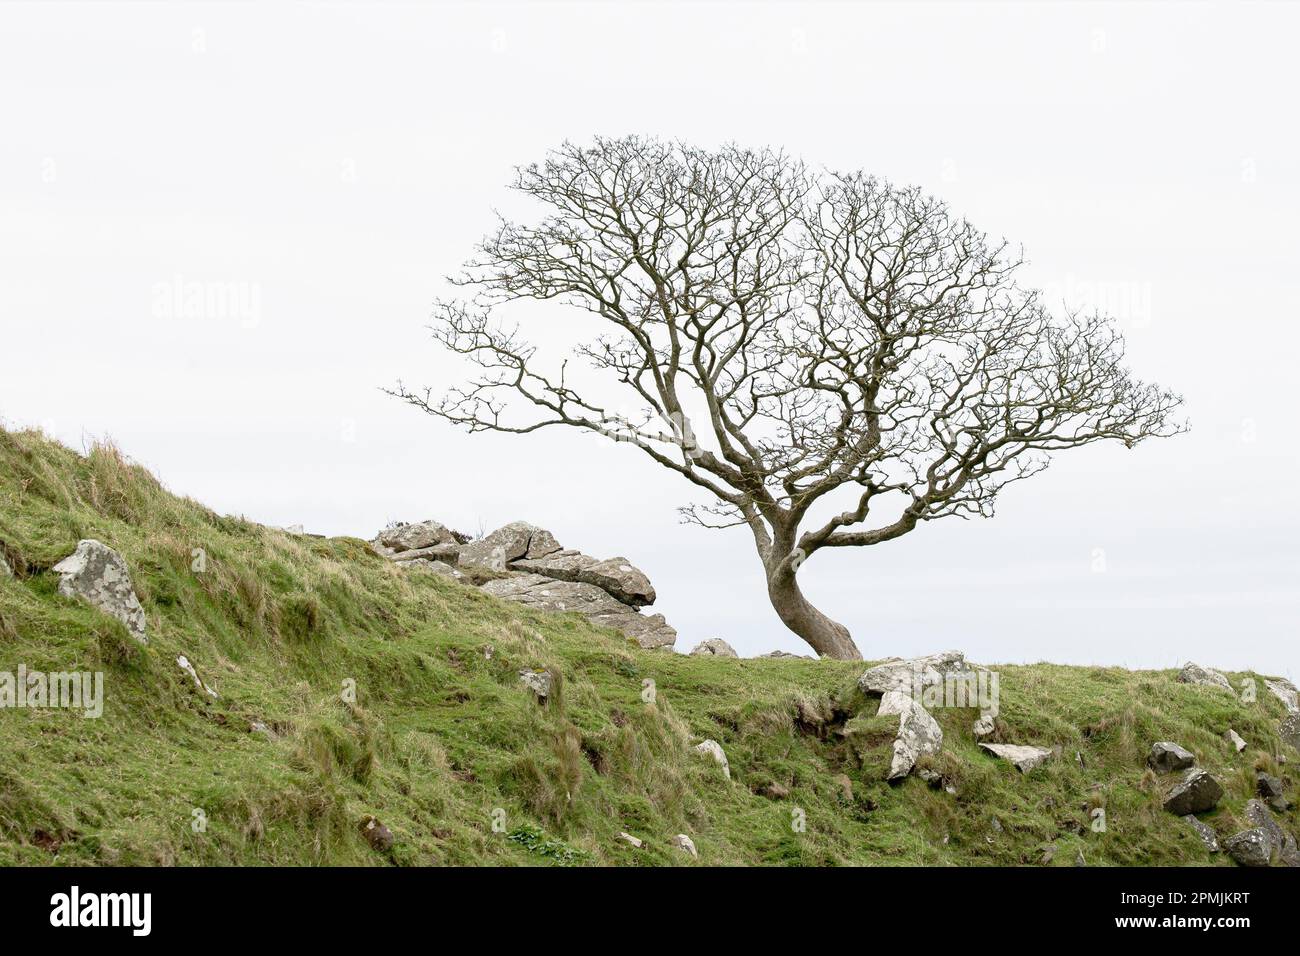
1265 678 1299 714
877 691 943 781
689 638 738 658
377 520 458 553
979 743 1054 773
671 834 698 858
1244 798 1300 866
1148 741 1196 774
693 739 731 780
758 650 812 659
858 650 976 696
480 574 676 649
512 549 655 606
1224 728 1247 753
390 543 462 564
1177 662 1233 693
52 540 148 644
402 559 465 580
1163 768 1223 815
1257 773 1289 812
460 522 559 572
1183 815 1219 853
1223 828 1272 867
518 668 553 701
972 713 996 738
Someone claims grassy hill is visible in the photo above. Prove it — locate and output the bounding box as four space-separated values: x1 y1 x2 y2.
0 426 1294 866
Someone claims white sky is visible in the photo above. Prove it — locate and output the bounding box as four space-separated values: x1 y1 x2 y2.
2 2 1296 679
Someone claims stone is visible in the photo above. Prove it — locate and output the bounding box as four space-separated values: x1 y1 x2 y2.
616 831 643 849
1177 662 1233 693
1281 713 1300 754
0 553 11 578
1244 798 1300 865
1223 828 1272 867
1265 678 1299 714
1224 728 1247 753
460 522 553 572
518 668 553 701
512 549 655 606
177 655 218 698
1163 768 1223 815
404 559 465 580
1257 773 1289 812
858 650 975 696
689 638 738 658
377 520 458 553
979 743 1054 773
973 713 995 738
52 540 148 644
758 650 812 659
878 691 943 781
390 543 462 564
1183 815 1219 853
283 524 305 536
480 574 676 649
1148 741 1196 773
359 815 394 852
671 834 698 858
693 739 730 780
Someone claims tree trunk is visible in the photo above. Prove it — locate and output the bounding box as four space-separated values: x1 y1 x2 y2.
766 566 862 660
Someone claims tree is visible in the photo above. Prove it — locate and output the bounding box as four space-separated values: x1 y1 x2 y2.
391 137 1185 660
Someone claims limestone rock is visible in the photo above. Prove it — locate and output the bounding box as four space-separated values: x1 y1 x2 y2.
518 668 553 701
52 540 148 644
377 520 458 553
1148 741 1196 774
1183 815 1219 853
460 522 555 572
689 638 738 658
512 549 655 606
1163 768 1223 815
481 574 675 649
671 834 698 858
1224 728 1247 753
878 691 943 781
693 739 730 779
1177 662 1233 693
858 650 975 696
1265 678 1299 714
979 743 1054 773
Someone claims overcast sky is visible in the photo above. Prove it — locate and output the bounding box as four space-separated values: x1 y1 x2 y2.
2 2 1296 679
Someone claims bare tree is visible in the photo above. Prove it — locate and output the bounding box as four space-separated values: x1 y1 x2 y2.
391 137 1184 660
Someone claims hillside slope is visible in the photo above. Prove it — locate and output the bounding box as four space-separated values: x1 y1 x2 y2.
0 426 1295 866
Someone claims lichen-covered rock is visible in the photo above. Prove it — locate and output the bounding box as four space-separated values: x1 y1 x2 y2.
460 522 555 571
1148 741 1196 773
1224 728 1247 753
480 574 675 649
878 691 943 780
1243 798 1300 866
1223 828 1272 867
858 650 975 696
671 834 698 858
692 739 730 779
389 543 462 564
1183 815 1219 853
512 549 655 606
376 520 458 553
1265 678 1299 714
1257 773 1290 812
1163 768 1223 815
972 713 996 738
518 668 553 701
52 540 147 644
1177 662 1233 693
979 743 1054 773
689 638 738 658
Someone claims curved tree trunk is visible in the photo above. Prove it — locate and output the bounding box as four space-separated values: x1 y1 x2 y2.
766 567 862 660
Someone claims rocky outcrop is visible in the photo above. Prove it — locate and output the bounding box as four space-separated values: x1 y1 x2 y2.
371 519 676 650
1148 741 1195 773
1265 678 1299 714
1163 769 1223 815
878 691 943 781
858 650 975 696
979 743 1054 773
52 540 148 644
690 638 738 658
1223 800 1300 867
1177 662 1232 693
692 739 731 780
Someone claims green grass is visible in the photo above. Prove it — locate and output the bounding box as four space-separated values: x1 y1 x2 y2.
0 426 1295 866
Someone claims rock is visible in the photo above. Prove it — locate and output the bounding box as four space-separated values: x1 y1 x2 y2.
858 650 975 696
671 834 698 858
52 540 148 643
1184 815 1219 853
693 739 730 780
1224 828 1273 867
973 713 995 738
480 574 676 649
518 668 553 701
404 559 465 580
460 522 554 572
1257 773 1289 812
512 550 655 606
689 638 738 658
757 650 812 659
377 520 458 553
176 655 218 698
249 720 276 738
1040 844 1056 866
283 524 305 536
389 543 462 564
1163 768 1224 815
878 691 943 781
1281 713 1300 754
616 831 643 849
522 528 563 560
1224 728 1247 753
1265 678 1299 714
1148 741 1196 774
979 743 1054 773
1177 662 1233 693
0 553 11 578
359 815 393 852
